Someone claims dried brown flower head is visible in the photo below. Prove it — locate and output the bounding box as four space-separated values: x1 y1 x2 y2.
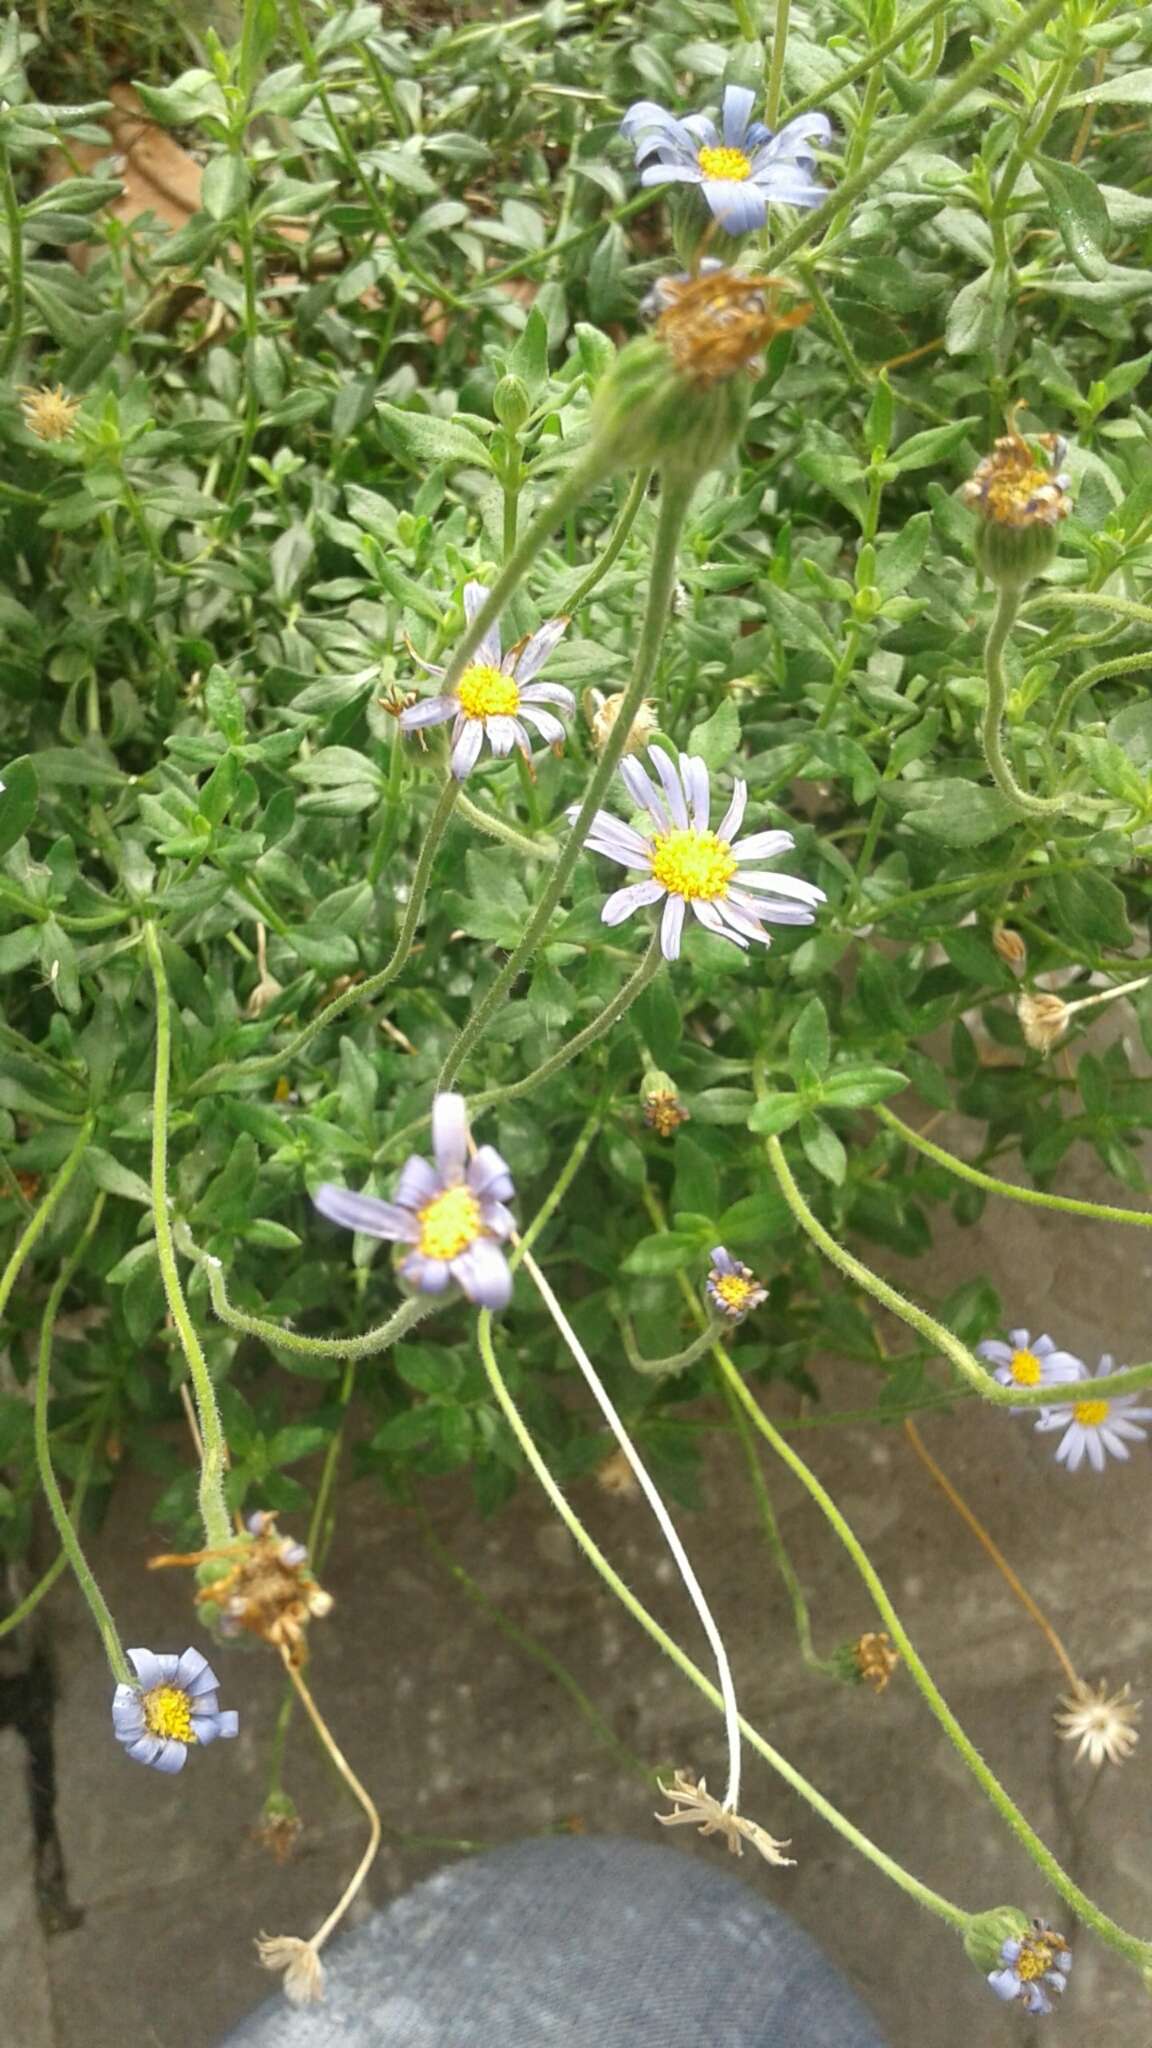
21 383 81 441
644 1090 690 1138
1017 991 1069 1054
256 1934 326 2005
962 420 1071 532
656 1770 794 1867
585 687 659 758
993 925 1027 974
854 1631 899 1693
1055 1678 1141 1768
595 1446 641 1500
254 1806 304 1864
150 1510 332 1667
653 267 811 388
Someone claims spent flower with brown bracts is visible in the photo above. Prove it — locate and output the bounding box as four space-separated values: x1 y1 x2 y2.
854 1631 899 1694
640 1066 689 1137
20 383 81 440
150 1510 333 1667
962 418 1072 587
111 1646 238 1773
706 1245 767 1323
399 580 573 779
315 1092 516 1310
1055 1678 1141 1768
656 1770 794 1867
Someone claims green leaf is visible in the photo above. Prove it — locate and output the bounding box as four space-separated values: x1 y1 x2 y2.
621 1232 704 1276
788 996 831 1079
1033 154 1109 281
817 1064 908 1109
204 666 246 744
0 756 38 859
281 927 360 974
747 1092 804 1136
1043 869 1131 952
268 1425 328 1467
799 1116 847 1185
1062 67 1152 106
898 781 1017 847
86 1147 152 1205
201 153 250 222
0 927 40 973
872 512 931 598
672 1134 719 1219
686 699 740 769
944 270 1006 357
884 419 981 473
509 305 549 394
377 404 493 471
394 1344 464 1395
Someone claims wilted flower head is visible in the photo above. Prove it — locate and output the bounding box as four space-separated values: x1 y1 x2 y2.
575 747 824 963
962 419 1072 587
596 1446 641 1499
315 1092 516 1310
400 582 573 779
706 1245 767 1323
622 86 831 234
584 686 659 757
257 1934 326 2006
853 1630 900 1693
977 1327 1084 1413
1017 992 1070 1053
111 1646 238 1773
987 1921 1072 2016
641 1068 690 1137
21 383 81 441
993 924 1027 974
656 1770 793 1867
1056 1678 1141 1768
1034 1355 1152 1473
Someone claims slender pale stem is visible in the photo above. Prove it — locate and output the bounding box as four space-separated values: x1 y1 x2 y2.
903 1420 1080 1691
765 0 792 129
509 1106 602 1267
0 1119 93 1322
189 774 460 1097
34 1201 131 1685
438 474 695 1092
764 1133 1152 1408
720 1371 836 1678
722 1365 1152 1969
472 936 664 1114
780 0 952 125
455 791 558 861
0 1419 99 1641
144 923 232 1548
475 1311 970 1932
0 150 25 377
281 1648 382 1951
878 1105 1152 1230
624 1316 726 1379
562 466 651 614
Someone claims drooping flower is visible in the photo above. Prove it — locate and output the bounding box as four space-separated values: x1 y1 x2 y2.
575 748 824 963
655 1769 794 1867
1055 1678 1141 1768
399 581 573 779
314 1092 515 1311
622 86 831 234
987 1922 1072 2016
977 1327 1084 1412
111 1646 238 1773
706 1246 767 1323
1034 1355 1152 1473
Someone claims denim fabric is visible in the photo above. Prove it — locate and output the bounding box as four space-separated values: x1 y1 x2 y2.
219 1835 888 2046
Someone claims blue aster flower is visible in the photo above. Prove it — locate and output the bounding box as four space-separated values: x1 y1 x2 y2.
112 1646 238 1774
987 1924 1072 2015
314 1093 516 1311
706 1246 767 1323
621 85 831 236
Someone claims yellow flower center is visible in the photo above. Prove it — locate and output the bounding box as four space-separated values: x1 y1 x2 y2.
1014 1930 1064 1983
417 1184 481 1262
715 1273 756 1314
1009 1348 1042 1386
650 829 737 902
143 1684 196 1744
697 144 753 182
456 663 520 720
1073 1398 1110 1429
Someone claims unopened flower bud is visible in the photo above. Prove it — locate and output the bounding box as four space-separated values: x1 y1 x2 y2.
1017 991 1069 1053
640 1069 689 1137
993 924 1027 974
961 420 1072 589
493 374 531 433
585 687 659 757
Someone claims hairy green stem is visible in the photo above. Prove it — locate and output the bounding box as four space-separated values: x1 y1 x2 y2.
719 1370 837 1678
1022 589 1152 633
0 1120 93 1323
0 149 25 377
562 467 651 614
624 1314 726 1379
189 773 460 1097
144 923 231 1547
764 0 791 128
0 1417 101 1642
199 1251 438 1360
878 1105 1152 1229
437 474 695 1092
34 1201 131 1684
455 791 559 862
764 1133 1152 1409
720 1361 1152 1971
780 0 954 124
471 935 664 1115
475 1310 970 1932
509 1106 603 1268
980 585 1078 817
1048 648 1152 741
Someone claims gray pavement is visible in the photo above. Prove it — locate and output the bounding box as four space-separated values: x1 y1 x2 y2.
3 1117 1151 2048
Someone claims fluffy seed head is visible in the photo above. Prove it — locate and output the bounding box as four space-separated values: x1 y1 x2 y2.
1017 992 1069 1053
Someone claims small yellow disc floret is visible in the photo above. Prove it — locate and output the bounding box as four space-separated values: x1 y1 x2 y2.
650 828 737 902
1073 1398 1110 1429
418 1184 482 1262
456 664 520 720
1009 1348 1042 1386
715 1274 757 1313
697 145 753 183
143 1684 197 1744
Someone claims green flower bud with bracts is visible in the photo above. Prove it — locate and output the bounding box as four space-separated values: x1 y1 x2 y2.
961 418 1072 590
493 374 531 432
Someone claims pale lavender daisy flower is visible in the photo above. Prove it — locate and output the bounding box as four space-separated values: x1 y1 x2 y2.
399 580 573 779
977 1327 1085 1412
987 1924 1072 2015
706 1246 767 1323
575 747 824 963
1034 1354 1152 1473
112 1646 238 1774
621 86 831 235
314 1092 515 1310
